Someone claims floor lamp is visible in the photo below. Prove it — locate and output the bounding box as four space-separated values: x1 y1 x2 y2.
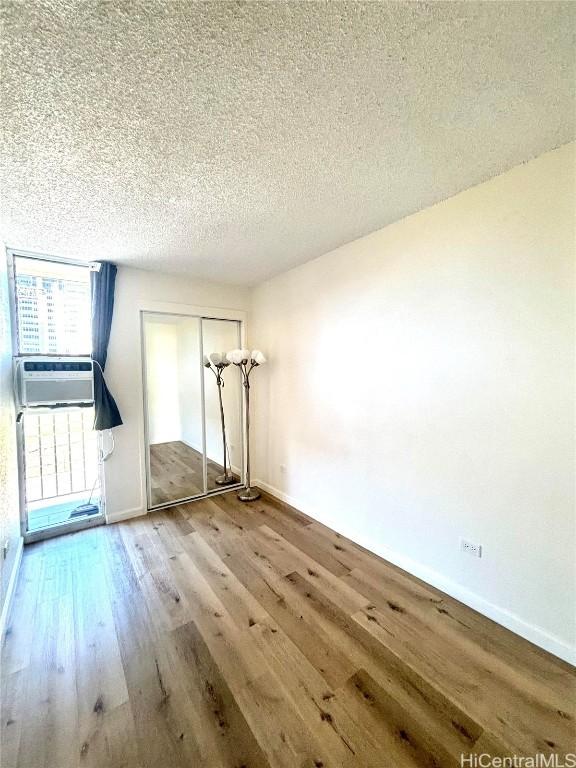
226 348 266 502
203 352 236 486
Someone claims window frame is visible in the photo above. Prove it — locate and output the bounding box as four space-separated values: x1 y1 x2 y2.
7 248 92 358
6 247 104 542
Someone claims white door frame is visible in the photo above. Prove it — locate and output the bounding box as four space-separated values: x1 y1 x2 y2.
139 301 247 512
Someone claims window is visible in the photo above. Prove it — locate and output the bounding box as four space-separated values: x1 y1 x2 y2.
10 254 102 535
13 255 91 355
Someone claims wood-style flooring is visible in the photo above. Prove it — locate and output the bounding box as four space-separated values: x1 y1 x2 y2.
2 491 574 768
149 441 238 506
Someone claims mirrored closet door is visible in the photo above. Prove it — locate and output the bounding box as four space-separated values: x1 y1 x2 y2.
142 312 244 509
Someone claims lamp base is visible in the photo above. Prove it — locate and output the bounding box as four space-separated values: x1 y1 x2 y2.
237 486 261 502
215 473 236 486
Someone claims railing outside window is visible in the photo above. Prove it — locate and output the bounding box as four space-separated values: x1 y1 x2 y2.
23 409 100 502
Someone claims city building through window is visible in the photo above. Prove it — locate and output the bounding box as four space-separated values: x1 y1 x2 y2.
14 255 91 355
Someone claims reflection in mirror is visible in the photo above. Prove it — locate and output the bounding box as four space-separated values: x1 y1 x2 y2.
202 319 243 492
143 313 205 506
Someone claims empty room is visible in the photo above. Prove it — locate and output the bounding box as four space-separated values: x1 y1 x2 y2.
0 2 574 767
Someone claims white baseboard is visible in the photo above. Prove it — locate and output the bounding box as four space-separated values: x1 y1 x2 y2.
254 479 576 667
0 536 24 641
106 506 147 524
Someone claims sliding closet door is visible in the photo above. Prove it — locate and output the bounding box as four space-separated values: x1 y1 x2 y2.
142 312 205 507
201 318 244 492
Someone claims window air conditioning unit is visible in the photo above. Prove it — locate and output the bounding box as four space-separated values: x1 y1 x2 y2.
15 356 94 408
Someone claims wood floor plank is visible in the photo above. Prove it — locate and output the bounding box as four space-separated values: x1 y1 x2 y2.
190 527 358 689
16 594 79 768
2 491 574 768
103 526 160 654
283 571 486 759
343 668 462 768
257 491 316 527
352 604 575 755
165 549 268 692
345 564 576 733
179 497 245 545
343 565 576 694
213 538 359 689
72 530 131 763
76 701 140 768
104 528 200 768
254 524 370 613
234 669 336 768
1 547 44 676
210 492 265 531
255 523 351 580
139 562 194 633
307 520 449 602
146 510 188 557
165 542 336 766
180 530 270 630
120 634 206 768
122 528 158 580
1 669 26 768
166 620 271 768
249 615 392 768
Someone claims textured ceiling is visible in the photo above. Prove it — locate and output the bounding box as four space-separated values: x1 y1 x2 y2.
1 1 574 286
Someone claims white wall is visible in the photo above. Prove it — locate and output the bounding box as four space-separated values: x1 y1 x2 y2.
144 320 182 445
0 253 22 633
250 142 576 663
177 319 203 453
104 267 250 520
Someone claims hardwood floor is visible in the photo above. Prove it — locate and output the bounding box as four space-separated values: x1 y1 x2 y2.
2 491 574 767
149 441 239 506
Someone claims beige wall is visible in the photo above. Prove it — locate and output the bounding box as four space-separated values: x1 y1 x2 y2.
104 267 250 520
177 319 203 453
250 142 575 663
144 319 182 445
0 252 22 631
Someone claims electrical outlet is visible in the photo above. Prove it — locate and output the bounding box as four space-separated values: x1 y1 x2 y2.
460 538 482 558
279 464 287 473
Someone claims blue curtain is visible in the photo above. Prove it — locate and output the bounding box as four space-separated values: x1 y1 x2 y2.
91 262 123 430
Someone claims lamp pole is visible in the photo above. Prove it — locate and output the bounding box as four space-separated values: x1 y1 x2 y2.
236 361 259 501
226 349 266 502
203 355 235 486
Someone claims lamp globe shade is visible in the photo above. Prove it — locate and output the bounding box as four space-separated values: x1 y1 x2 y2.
209 352 222 366
226 349 244 365
251 350 266 365
203 354 211 367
